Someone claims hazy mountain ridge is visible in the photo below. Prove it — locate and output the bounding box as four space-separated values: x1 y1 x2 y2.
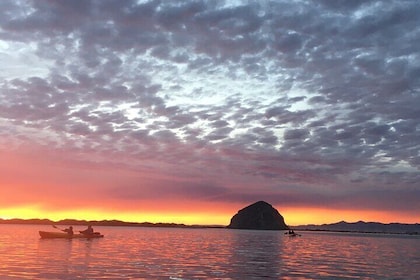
0 218 223 228
2 218 419 234
294 221 420 234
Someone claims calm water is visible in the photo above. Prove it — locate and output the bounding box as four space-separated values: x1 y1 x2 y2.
0 225 419 279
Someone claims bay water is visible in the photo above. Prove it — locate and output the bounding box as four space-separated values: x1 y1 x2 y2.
0 224 418 279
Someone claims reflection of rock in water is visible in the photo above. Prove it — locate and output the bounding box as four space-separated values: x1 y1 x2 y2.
227 201 288 230
228 230 284 279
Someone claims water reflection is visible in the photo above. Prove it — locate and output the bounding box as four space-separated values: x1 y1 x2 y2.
38 239 73 278
0 225 419 279
36 237 102 279
229 230 283 279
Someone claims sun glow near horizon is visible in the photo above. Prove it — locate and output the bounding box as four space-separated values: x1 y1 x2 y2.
0 205 231 225
1 204 417 227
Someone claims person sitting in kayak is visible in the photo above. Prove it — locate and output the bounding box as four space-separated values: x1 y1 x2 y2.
80 225 94 236
63 226 74 236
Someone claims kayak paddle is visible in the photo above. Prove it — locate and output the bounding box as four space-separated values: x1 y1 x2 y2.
52 225 65 231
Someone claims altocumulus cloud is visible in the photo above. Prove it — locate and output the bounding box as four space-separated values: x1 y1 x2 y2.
0 0 419 214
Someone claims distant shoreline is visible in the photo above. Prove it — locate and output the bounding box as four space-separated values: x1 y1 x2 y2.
292 220 420 235
293 228 419 236
0 218 225 229
1 218 419 235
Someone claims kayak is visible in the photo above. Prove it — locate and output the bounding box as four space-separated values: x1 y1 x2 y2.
39 231 104 239
284 232 301 237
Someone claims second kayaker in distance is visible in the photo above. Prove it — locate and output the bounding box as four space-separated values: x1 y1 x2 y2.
80 225 94 236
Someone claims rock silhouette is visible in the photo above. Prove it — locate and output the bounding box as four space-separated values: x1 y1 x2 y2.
228 201 288 230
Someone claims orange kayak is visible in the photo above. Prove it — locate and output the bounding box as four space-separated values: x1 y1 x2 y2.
39 231 104 239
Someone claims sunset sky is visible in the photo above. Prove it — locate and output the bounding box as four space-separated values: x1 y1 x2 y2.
0 0 419 226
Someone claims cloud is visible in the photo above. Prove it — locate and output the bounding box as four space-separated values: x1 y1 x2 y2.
0 0 419 220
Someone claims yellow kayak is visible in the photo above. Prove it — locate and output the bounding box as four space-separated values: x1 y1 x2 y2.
39 231 104 239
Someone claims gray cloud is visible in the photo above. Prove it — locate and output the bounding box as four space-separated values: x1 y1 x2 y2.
0 0 419 217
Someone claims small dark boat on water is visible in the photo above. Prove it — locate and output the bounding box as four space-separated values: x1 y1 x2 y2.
39 231 104 239
284 230 301 237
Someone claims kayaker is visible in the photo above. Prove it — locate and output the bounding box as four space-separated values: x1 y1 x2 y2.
80 225 94 236
63 226 74 236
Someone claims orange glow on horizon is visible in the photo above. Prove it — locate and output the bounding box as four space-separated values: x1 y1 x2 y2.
1 205 418 226
1 149 418 227
0 205 231 225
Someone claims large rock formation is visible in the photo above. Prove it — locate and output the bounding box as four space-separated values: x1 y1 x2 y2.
227 201 288 230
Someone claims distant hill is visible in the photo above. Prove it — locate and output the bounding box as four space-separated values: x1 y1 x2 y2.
2 217 418 234
294 221 420 234
0 218 223 229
